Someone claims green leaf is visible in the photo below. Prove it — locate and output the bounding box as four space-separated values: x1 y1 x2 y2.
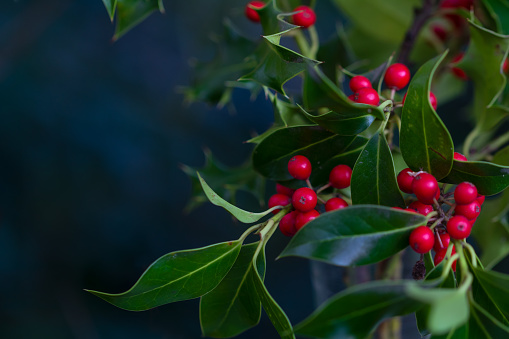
469 301 509 338
303 65 385 121
299 106 376 136
351 128 405 207
200 242 265 338
198 173 277 223
113 0 165 41
472 267 509 322
430 325 468 339
400 51 454 180
279 205 427 266
181 149 264 213
256 0 296 36
273 95 314 127
493 144 509 166
86 241 242 311
102 0 117 21
480 105 509 132
481 0 509 35
252 126 367 182
294 280 424 339
240 32 320 96
441 160 509 196
316 27 356 80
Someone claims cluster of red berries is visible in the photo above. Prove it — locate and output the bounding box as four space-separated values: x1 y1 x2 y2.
245 2 316 28
397 152 483 271
347 76 379 106
267 155 352 237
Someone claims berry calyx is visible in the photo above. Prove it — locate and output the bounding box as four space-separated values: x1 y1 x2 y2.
329 164 352 189
268 194 291 214
292 5 316 28
245 1 265 22
355 87 379 105
454 182 477 205
288 155 312 180
279 211 297 237
412 172 439 205
276 183 295 197
455 200 481 220
384 63 411 90
447 215 472 239
434 246 457 271
349 75 372 93
397 168 415 194
453 152 468 161
325 197 349 212
409 226 435 254
408 201 434 216
295 209 320 231
292 187 317 212
433 232 451 252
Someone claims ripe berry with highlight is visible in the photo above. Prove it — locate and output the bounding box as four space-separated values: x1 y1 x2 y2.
355 88 379 105
292 5 316 28
329 164 352 189
455 200 481 220
325 197 349 212
349 76 372 93
384 63 411 90
412 172 439 205
447 215 472 239
268 194 291 214
288 155 312 180
397 168 415 194
279 211 297 237
292 187 317 212
295 209 320 231
409 226 435 254
245 1 265 22
454 182 477 205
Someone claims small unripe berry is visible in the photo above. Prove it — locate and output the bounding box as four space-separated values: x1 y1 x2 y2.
409 226 434 254
329 164 352 189
268 194 291 214
292 5 316 28
276 183 295 197
292 187 317 212
412 172 439 205
245 1 265 22
397 168 415 194
325 197 349 212
454 182 477 205
288 155 312 180
295 209 320 230
349 75 372 93
384 63 411 90
355 88 379 105
455 200 481 220
408 201 434 216
453 152 468 161
447 215 472 239
279 211 297 237
433 232 451 252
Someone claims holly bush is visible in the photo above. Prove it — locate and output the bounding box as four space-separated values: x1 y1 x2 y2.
89 0 509 338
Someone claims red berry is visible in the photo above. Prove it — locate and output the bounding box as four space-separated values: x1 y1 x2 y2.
384 63 411 90
504 59 509 74
440 0 473 9
276 183 295 197
349 75 372 93
432 23 448 41
455 200 481 220
469 217 478 227
329 164 352 189
279 211 297 237
288 155 312 180
325 197 349 212
268 194 291 214
397 168 415 194
405 207 418 213
348 94 356 102
454 182 477 205
476 195 485 205
392 206 405 210
245 1 265 22
292 5 316 28
412 172 439 205
355 88 379 105
409 226 435 254
447 215 472 239
292 187 317 212
434 246 457 271
453 152 468 161
433 232 451 252
408 201 434 216
451 54 468 80
295 209 320 230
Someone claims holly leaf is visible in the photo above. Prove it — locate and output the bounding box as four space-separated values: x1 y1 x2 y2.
181 149 264 213
481 105 509 132
252 126 367 184
102 0 117 21
279 205 426 266
240 32 320 96
471 266 509 323
400 51 454 181
299 105 376 136
294 280 424 339
481 0 509 35
441 160 509 196
86 240 242 311
494 145 509 166
113 0 165 41
468 301 509 338
316 26 356 80
351 126 405 207
256 0 297 36
200 242 266 338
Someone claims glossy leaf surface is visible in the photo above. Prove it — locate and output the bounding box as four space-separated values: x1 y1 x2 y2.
351 129 405 207
200 242 265 338
482 0 509 34
86 241 241 311
472 266 509 323
400 51 454 180
198 173 278 223
114 0 164 41
294 281 423 339
493 145 509 166
469 301 509 338
102 0 117 21
441 160 509 196
280 206 426 266
300 106 375 136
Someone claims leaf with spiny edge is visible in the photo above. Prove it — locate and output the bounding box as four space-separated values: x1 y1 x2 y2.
112 0 165 41
102 0 117 21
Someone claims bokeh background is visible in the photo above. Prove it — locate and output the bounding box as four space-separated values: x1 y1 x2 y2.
1 0 506 338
